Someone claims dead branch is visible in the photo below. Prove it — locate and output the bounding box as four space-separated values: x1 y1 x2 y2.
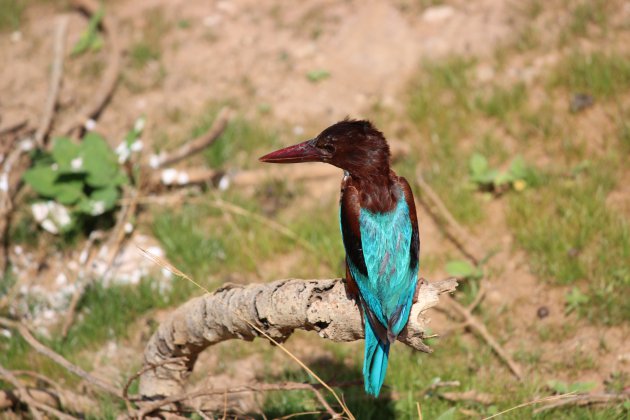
533 392 629 413
0 119 28 138
445 296 523 380
0 364 78 420
34 16 69 148
132 380 363 419
0 317 121 398
58 0 122 136
138 277 456 399
151 108 232 169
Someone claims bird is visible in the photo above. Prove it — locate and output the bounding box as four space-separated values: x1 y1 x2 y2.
259 119 420 396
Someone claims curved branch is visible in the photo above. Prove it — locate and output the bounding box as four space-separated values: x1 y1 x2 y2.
138 277 457 398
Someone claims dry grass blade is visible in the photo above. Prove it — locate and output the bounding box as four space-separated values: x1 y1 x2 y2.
137 247 211 294
482 392 576 419
242 319 353 420
416 401 423 420
210 198 318 254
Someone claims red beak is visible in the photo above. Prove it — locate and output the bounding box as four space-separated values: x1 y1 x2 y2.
259 139 324 164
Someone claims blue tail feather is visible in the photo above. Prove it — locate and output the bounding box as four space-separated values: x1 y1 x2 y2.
363 318 390 396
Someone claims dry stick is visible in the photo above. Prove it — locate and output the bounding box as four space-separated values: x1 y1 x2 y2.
533 393 629 413
0 317 121 398
154 108 232 169
0 364 80 420
0 119 28 138
59 0 121 136
482 392 576 419
123 357 189 402
415 173 483 264
415 172 524 380
34 16 69 149
133 381 360 419
243 319 352 420
446 293 522 380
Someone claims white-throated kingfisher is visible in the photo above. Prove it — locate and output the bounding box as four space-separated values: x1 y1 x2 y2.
259 119 420 396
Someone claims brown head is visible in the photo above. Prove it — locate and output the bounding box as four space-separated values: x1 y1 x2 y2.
259 119 391 181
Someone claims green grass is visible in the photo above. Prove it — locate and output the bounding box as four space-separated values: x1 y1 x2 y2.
408 58 484 225
568 0 609 38
551 52 630 99
0 0 22 31
129 42 160 68
507 160 629 324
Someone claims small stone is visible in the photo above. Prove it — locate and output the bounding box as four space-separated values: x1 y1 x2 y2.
537 306 549 319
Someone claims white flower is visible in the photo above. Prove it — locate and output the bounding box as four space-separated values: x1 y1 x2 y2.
130 140 143 152
161 168 178 185
0 173 8 192
176 171 189 185
116 142 131 164
31 202 50 222
134 116 146 133
90 201 106 216
71 157 83 170
218 175 230 191
48 201 71 227
55 273 67 286
20 139 34 151
149 154 162 168
84 119 97 131
41 219 59 234
124 222 134 234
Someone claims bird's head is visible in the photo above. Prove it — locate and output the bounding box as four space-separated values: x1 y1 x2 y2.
259 119 391 179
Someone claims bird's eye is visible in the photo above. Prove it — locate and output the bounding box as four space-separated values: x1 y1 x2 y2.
322 144 335 154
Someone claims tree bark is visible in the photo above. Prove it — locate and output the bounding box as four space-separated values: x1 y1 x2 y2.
139 277 457 398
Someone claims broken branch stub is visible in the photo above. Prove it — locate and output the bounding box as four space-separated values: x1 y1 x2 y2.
139 277 457 398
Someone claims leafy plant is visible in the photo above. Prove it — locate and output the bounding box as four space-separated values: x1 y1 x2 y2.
565 287 589 315
23 132 130 234
71 6 104 56
446 259 483 280
469 153 534 193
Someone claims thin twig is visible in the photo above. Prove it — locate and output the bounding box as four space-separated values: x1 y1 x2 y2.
59 0 121 136
154 108 232 168
0 119 28 137
533 392 629 413
34 16 69 148
416 172 483 264
0 364 79 420
0 317 121 398
446 296 523 380
132 381 360 419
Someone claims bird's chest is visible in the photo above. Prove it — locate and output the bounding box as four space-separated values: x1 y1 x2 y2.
358 201 412 286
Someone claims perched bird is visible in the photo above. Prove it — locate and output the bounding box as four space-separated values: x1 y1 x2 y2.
259 119 420 396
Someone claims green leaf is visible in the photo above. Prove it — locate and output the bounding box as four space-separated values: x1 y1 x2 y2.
54 180 84 205
472 168 500 185
494 171 514 186
509 155 528 179
71 7 104 56
82 132 120 188
51 137 82 172
446 260 479 279
568 382 596 393
23 166 58 197
89 186 119 212
469 152 488 175
435 407 456 420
